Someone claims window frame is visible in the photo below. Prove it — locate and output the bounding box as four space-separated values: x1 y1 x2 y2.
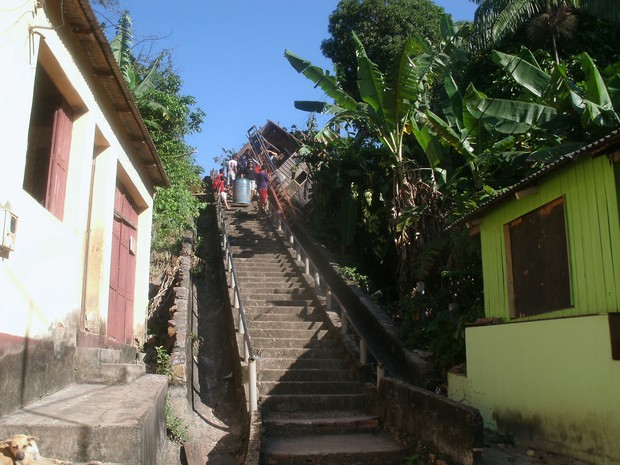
504 196 573 318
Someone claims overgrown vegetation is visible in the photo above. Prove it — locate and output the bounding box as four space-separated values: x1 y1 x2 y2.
155 345 172 378
165 395 191 444
286 0 620 371
105 12 205 274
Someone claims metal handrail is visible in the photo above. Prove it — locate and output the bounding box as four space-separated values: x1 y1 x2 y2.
216 200 258 412
268 209 385 387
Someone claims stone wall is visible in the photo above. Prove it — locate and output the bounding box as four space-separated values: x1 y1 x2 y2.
169 233 194 388
371 377 484 465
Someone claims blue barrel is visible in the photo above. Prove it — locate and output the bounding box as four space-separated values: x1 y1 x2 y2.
233 177 251 204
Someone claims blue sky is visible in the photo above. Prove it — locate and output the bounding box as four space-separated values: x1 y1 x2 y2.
108 1 477 174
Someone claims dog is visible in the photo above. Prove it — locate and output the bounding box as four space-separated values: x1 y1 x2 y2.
0 434 72 465
0 439 14 465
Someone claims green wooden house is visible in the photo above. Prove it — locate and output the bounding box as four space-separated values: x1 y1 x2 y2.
448 130 620 465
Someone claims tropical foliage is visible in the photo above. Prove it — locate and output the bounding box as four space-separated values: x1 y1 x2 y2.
108 12 205 262
321 0 445 98
287 7 620 368
471 0 620 61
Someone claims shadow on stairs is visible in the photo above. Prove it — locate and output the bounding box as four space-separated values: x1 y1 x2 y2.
224 205 407 465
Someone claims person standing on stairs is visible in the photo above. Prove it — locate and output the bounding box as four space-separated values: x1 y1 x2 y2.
246 160 257 207
213 168 231 210
256 164 270 215
227 154 237 186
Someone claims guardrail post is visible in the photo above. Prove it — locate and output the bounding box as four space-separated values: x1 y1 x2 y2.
290 233 294 246
238 305 244 335
360 339 367 365
326 288 333 310
249 358 258 412
234 287 240 309
296 245 301 261
314 271 321 293
377 363 384 388
305 257 310 276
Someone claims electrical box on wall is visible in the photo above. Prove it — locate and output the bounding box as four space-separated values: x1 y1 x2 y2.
1 209 18 252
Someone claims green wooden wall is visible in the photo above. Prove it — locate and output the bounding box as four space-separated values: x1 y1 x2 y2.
479 154 620 320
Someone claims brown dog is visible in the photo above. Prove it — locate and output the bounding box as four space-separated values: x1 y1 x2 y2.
0 440 14 465
0 434 71 465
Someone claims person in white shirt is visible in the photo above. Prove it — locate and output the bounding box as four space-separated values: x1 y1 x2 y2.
227 155 238 185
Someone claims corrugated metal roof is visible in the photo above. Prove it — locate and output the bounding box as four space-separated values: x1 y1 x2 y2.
454 129 620 228
56 0 169 188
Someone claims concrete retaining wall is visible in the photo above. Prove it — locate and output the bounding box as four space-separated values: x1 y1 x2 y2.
289 222 440 390
371 377 483 465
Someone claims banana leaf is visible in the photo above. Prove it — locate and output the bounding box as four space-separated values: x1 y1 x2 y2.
293 101 328 113
284 50 358 111
580 52 613 109
467 98 557 132
353 32 385 116
385 37 426 126
492 50 550 98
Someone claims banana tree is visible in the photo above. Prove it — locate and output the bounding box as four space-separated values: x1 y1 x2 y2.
465 48 620 162
285 19 460 295
110 11 169 119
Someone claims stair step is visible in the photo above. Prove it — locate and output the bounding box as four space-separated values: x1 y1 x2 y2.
248 312 324 323
231 253 289 261
241 289 316 299
261 433 407 465
235 271 300 278
260 393 370 413
256 347 345 359
258 358 349 371
0 375 167 464
236 265 298 274
74 348 145 385
250 320 327 330
253 337 339 349
238 276 304 284
252 328 332 339
259 380 368 395
258 368 354 382
263 413 380 436
246 304 323 313
243 298 317 307
240 282 307 292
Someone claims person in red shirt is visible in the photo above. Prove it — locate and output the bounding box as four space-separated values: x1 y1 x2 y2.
256 164 270 215
213 168 231 210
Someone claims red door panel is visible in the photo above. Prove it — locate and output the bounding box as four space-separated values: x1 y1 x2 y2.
108 184 138 344
46 103 73 220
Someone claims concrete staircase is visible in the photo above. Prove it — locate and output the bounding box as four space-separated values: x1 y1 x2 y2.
0 348 167 465
225 207 408 465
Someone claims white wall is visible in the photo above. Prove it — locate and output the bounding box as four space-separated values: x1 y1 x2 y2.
0 0 155 344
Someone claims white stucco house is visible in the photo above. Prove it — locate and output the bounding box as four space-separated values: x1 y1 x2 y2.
0 0 168 416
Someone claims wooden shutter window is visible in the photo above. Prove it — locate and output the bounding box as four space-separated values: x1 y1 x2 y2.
45 102 73 220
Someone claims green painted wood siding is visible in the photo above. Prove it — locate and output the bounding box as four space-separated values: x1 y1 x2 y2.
480 155 620 320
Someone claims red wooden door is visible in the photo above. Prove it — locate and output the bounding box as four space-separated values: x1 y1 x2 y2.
108 184 138 344
45 103 73 220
